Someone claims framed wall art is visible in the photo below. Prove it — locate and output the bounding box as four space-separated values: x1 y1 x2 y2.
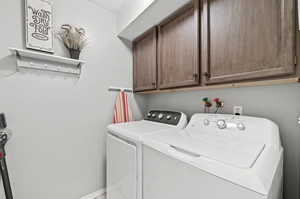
25 0 54 53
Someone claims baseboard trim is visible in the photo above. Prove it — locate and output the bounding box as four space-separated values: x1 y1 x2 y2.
80 188 106 199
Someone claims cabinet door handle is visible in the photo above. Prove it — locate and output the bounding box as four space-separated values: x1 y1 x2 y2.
152 82 156 86
193 73 199 80
204 72 211 78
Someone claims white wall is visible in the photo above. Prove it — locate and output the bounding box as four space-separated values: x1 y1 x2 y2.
0 0 146 199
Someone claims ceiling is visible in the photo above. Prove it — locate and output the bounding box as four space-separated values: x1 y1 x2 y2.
88 0 125 12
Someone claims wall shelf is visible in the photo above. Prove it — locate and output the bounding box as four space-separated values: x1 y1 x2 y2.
137 78 300 94
9 48 86 76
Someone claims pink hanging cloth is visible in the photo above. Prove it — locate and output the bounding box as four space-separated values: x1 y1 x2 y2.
113 91 133 124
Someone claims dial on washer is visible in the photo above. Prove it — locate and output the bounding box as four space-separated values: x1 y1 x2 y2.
158 114 164 119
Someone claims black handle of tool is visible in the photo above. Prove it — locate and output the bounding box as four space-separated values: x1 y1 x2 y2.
0 146 13 199
0 114 7 129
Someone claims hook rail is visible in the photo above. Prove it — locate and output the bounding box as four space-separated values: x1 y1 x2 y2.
108 87 133 93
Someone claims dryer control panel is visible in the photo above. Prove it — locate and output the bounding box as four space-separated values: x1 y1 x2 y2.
144 110 185 126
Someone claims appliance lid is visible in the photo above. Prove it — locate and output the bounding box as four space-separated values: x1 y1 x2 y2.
107 121 178 141
147 130 265 169
142 114 283 195
107 110 187 141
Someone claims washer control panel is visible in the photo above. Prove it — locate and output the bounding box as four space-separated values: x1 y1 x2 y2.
144 110 183 126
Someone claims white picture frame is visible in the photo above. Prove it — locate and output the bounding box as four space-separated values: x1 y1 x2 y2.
25 0 54 53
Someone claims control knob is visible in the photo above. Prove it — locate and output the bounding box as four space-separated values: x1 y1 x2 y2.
237 122 246 131
166 115 172 120
217 119 227 129
158 114 164 120
203 119 210 126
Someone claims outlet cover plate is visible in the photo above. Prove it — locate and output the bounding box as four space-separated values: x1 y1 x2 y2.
233 106 243 115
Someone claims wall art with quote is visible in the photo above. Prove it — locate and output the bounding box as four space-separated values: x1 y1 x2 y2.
25 0 54 53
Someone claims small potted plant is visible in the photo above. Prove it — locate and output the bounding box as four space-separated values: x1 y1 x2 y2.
57 24 87 60
202 97 212 113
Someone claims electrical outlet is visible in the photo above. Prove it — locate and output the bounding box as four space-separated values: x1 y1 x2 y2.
233 106 243 115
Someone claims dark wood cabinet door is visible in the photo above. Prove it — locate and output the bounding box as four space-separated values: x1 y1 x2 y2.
158 1 200 89
133 29 157 92
202 0 295 84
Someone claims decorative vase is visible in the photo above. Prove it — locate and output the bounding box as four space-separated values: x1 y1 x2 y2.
69 49 81 60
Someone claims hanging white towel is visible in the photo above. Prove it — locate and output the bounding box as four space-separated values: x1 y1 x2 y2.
113 91 133 124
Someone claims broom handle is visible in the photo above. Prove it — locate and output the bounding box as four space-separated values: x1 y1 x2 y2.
0 148 13 199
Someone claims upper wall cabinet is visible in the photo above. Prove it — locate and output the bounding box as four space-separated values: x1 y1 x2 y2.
133 28 157 92
201 0 295 84
158 1 200 89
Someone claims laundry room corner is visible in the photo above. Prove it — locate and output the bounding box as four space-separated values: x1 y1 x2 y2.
0 0 147 199
1 0 300 199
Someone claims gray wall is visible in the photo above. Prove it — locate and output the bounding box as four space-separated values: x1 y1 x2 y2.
146 83 300 199
0 0 146 199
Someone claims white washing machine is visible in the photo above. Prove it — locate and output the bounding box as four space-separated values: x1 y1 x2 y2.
142 114 283 199
106 110 187 199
